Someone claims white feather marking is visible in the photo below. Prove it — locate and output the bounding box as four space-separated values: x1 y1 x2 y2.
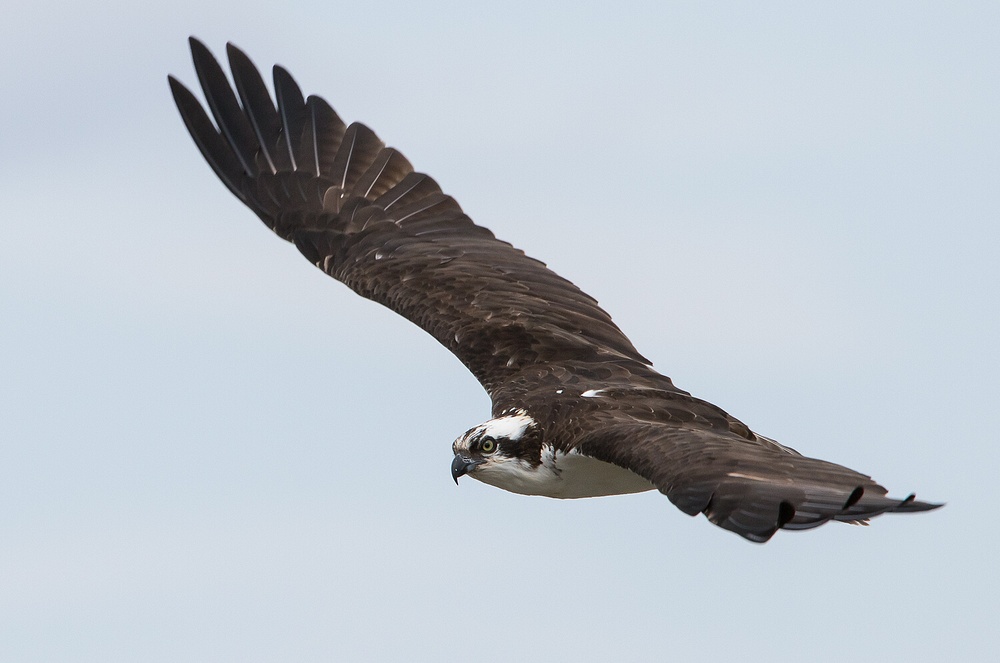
473 444 654 499
727 472 781 482
581 389 606 398
480 413 535 441
340 132 356 189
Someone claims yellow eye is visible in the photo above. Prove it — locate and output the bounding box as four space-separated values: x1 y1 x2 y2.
481 437 496 454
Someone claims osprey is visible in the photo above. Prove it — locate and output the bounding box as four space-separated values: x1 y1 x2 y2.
169 39 941 542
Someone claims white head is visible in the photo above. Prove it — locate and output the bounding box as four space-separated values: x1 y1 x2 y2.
450 412 541 489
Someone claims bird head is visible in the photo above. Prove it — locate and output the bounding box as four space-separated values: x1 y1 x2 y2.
451 412 541 489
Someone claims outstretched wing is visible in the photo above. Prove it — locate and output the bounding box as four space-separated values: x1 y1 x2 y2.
574 415 941 542
169 38 666 403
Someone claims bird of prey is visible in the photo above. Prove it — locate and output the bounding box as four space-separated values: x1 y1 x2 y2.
169 38 941 542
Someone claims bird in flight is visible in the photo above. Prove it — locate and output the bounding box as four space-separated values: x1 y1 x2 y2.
169 38 941 542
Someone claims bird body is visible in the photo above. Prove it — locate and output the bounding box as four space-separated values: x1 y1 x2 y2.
170 38 941 542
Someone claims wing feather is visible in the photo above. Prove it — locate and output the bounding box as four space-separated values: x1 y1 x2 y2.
170 39 658 402
271 65 309 171
576 420 941 542
304 95 347 177
188 38 261 178
226 44 287 173
168 76 247 202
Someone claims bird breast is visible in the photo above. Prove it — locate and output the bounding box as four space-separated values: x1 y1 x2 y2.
473 445 655 499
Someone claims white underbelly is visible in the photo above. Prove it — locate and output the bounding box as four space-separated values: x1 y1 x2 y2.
472 446 656 499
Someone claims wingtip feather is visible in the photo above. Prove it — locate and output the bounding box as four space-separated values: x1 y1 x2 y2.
169 73 248 201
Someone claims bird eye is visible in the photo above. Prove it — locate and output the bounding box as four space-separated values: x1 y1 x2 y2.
480 437 496 454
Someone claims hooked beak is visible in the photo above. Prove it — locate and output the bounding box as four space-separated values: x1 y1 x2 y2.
451 454 482 484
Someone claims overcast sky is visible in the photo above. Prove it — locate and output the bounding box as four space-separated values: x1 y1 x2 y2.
2 1 997 661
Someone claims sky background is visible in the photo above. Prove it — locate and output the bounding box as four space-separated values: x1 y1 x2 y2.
2 1 997 661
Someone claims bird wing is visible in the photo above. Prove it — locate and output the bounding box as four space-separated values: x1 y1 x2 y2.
169 38 667 403
572 415 941 542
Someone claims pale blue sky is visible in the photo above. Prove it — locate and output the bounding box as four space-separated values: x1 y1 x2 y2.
2 2 997 661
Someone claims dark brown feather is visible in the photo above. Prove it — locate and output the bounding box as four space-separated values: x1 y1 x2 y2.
170 39 941 542
171 38 660 402
570 397 940 542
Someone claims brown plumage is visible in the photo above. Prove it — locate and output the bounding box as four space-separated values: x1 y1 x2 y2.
170 38 941 542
